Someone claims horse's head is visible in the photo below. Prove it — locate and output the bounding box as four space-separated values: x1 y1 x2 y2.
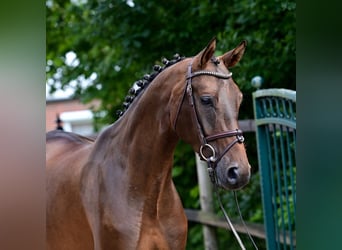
173 38 251 190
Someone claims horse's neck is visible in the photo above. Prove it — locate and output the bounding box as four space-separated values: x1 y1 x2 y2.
120 71 180 160
91 66 184 201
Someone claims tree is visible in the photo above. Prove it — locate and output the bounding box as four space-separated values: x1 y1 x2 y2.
47 0 295 124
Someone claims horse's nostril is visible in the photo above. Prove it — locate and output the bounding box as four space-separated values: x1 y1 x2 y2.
227 167 239 184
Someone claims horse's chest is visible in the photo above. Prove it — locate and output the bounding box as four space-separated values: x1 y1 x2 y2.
137 218 187 250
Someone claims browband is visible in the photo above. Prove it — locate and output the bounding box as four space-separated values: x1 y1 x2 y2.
187 71 232 80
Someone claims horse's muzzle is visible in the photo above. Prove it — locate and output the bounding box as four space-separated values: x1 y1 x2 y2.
217 163 251 190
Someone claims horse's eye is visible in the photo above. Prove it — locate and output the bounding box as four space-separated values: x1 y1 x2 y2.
200 96 214 106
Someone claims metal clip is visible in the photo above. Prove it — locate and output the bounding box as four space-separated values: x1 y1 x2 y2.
186 84 194 106
237 134 244 143
207 166 216 184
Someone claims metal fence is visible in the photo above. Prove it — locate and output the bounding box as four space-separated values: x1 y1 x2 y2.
253 89 296 249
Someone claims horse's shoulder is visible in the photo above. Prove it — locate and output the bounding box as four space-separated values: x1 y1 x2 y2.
46 130 95 145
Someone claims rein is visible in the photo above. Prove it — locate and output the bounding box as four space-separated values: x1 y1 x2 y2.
174 61 258 250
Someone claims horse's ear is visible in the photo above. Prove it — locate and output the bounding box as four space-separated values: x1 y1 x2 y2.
221 40 247 68
192 37 216 69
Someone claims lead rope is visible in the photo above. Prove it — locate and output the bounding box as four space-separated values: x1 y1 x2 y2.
233 191 259 250
214 185 246 250
208 165 246 250
208 165 258 250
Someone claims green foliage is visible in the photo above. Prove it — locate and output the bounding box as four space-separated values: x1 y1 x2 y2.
47 0 295 249
47 0 295 123
276 166 296 230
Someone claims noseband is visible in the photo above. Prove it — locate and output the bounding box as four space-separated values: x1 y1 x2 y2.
174 60 245 176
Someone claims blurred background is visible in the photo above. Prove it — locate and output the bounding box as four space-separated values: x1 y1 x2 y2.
46 0 295 249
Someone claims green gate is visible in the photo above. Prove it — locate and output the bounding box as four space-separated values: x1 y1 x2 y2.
253 89 296 249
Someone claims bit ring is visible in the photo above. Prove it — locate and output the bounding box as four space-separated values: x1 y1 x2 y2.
200 144 216 162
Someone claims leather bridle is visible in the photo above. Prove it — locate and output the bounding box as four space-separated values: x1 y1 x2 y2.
173 60 257 250
174 60 245 176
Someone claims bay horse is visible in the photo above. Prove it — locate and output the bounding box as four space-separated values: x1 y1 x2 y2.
46 38 251 250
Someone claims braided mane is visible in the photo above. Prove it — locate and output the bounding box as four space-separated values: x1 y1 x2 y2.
116 53 185 118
